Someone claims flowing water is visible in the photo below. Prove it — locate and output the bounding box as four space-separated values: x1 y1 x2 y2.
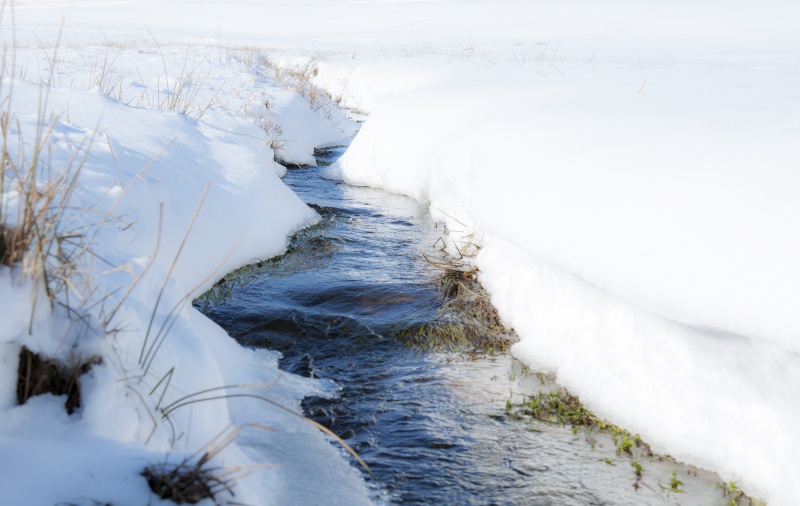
200 148 728 505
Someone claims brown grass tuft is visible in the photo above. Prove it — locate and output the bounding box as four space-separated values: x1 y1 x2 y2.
142 455 234 505
16 346 100 414
396 250 515 353
0 223 11 266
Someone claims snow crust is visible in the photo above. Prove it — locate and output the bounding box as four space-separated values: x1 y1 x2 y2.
2 1 799 504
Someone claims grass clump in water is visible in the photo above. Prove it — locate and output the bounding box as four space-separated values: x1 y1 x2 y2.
717 481 765 506
509 386 656 485
396 249 515 353
522 390 597 426
664 469 685 493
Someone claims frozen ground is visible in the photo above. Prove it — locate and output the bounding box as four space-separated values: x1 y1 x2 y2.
1 0 798 504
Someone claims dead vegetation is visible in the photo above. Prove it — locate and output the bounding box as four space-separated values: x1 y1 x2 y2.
0 34 359 504
261 56 333 117
16 346 100 414
249 102 286 152
396 239 515 353
143 414 268 503
142 455 234 505
146 393 374 501
0 223 11 265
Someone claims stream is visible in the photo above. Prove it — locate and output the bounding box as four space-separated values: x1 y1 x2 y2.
199 148 728 505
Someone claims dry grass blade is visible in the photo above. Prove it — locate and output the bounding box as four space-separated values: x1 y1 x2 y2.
260 56 334 118
141 231 244 377
161 392 376 481
143 423 277 505
139 182 210 366
0 86 107 341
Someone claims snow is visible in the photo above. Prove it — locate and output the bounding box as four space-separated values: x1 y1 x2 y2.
317 4 800 505
1 0 799 505
0 23 369 506
323 58 800 504
325 61 800 352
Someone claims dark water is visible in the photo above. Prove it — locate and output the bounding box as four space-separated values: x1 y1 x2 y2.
200 148 726 505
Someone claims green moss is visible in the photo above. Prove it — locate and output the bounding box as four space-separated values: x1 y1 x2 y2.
631 459 643 478
717 481 764 506
616 434 635 456
670 470 685 492
520 390 597 426
508 385 665 493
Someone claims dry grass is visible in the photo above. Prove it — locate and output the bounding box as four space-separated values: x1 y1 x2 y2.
262 56 333 116
157 386 375 483
0 136 89 296
142 423 282 504
396 246 514 353
248 103 285 152
1 29 366 500
0 223 11 265
88 50 122 98
142 456 234 505
0 37 106 327
0 29 127 411
146 32 218 119
16 346 100 414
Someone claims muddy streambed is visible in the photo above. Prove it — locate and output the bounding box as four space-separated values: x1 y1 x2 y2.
198 148 730 505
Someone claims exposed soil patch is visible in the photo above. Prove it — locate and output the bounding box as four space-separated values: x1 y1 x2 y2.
16 346 100 414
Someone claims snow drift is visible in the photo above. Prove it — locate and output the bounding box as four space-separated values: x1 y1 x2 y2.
314 5 800 504
0 35 369 505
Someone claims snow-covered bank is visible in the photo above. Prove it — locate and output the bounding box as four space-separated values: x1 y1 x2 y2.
0 33 370 504
324 61 800 350
312 6 800 505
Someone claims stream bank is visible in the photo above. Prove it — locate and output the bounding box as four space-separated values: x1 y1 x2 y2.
199 148 732 505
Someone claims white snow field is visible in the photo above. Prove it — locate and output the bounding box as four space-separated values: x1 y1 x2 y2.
1 0 798 504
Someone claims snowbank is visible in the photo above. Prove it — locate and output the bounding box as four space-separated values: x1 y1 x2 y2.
0 36 369 505
313 5 800 504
